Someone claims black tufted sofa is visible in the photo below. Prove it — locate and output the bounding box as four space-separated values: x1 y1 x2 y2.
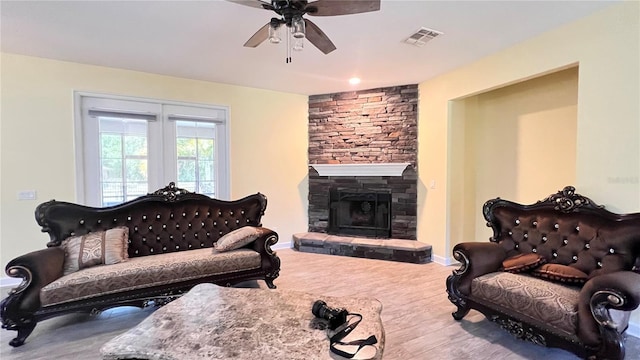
0 183 280 347
446 186 640 360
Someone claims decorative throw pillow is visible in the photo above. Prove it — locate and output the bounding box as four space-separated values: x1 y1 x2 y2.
214 226 261 252
62 226 129 276
531 263 589 284
502 253 546 273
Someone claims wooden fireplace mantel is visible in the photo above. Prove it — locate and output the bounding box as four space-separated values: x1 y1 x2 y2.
310 163 411 177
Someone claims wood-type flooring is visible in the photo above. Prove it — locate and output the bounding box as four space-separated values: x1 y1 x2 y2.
1 248 639 359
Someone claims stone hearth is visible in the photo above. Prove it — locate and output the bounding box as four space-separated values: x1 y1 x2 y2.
293 232 432 264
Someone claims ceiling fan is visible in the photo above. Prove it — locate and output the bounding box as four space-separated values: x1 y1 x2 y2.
227 0 381 57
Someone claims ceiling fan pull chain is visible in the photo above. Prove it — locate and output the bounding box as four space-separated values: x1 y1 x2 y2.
287 28 291 63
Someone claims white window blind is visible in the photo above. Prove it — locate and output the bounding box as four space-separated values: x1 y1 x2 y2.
76 94 229 206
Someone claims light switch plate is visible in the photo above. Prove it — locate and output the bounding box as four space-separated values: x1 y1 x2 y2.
17 190 37 200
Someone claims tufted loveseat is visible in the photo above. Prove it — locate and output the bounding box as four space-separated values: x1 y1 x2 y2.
446 186 640 359
1 183 280 347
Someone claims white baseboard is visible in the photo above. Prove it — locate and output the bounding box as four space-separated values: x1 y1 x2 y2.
432 254 459 266
272 241 292 250
0 277 21 288
628 321 640 338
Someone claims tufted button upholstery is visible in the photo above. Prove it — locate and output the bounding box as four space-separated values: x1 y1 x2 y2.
36 192 268 258
492 207 640 278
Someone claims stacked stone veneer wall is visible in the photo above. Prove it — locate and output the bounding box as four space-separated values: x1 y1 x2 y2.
308 84 418 240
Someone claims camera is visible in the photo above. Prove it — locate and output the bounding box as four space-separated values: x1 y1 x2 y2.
312 300 348 330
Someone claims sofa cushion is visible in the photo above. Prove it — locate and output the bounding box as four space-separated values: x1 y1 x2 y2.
531 264 589 284
62 226 129 275
471 272 580 336
40 248 261 306
214 226 261 252
502 253 546 273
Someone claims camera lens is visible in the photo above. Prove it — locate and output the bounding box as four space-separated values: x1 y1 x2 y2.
312 300 348 330
312 300 329 319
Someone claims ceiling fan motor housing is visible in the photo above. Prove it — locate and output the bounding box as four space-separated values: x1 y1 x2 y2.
230 0 381 55
270 0 314 27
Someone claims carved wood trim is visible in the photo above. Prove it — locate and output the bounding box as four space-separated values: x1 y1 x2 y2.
539 185 602 212
490 315 547 346
150 182 192 201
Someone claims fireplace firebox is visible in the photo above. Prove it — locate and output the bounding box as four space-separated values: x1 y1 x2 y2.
328 188 391 238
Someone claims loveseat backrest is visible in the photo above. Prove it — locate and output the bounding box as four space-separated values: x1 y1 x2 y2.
484 186 640 278
35 183 267 258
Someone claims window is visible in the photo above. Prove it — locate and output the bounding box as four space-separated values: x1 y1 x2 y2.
175 120 217 195
98 115 150 205
75 94 229 206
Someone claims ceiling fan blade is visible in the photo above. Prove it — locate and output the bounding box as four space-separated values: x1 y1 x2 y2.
243 23 270 48
306 0 380 17
226 0 274 11
304 19 336 54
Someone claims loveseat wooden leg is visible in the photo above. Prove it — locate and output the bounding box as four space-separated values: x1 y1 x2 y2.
265 278 277 289
589 326 625 360
452 304 470 320
446 272 470 320
265 268 279 289
6 318 36 347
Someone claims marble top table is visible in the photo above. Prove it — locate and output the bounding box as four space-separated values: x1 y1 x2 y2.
100 283 384 359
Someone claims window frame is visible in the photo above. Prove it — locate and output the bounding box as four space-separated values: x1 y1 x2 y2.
74 92 230 205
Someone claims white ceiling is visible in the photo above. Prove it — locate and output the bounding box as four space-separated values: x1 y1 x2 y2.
1 0 619 95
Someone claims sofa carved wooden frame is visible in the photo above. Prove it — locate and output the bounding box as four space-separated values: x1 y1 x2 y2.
446 186 640 360
0 183 281 347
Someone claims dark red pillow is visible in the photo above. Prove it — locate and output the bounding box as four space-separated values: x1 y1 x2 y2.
502 253 546 273
531 263 588 284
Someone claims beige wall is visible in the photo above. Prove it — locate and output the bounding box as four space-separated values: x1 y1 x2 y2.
418 0 638 261
0 53 308 267
446 68 579 251
468 67 578 244
418 1 638 325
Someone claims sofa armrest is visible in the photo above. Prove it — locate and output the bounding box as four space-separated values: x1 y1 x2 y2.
449 242 507 296
249 227 279 253
577 271 640 347
2 247 65 314
248 227 280 288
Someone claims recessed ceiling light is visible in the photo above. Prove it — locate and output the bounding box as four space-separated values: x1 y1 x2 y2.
349 77 361 85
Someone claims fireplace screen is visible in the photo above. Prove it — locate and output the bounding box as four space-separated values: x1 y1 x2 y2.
328 188 391 238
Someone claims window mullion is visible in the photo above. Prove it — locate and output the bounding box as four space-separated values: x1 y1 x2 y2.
162 113 177 188
195 137 200 193
147 114 164 192
121 133 126 203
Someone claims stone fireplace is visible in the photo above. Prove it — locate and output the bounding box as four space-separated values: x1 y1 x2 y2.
296 84 429 263
306 84 418 240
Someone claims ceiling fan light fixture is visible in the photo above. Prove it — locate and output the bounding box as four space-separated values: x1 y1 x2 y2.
292 17 305 39
292 36 304 51
268 23 282 44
